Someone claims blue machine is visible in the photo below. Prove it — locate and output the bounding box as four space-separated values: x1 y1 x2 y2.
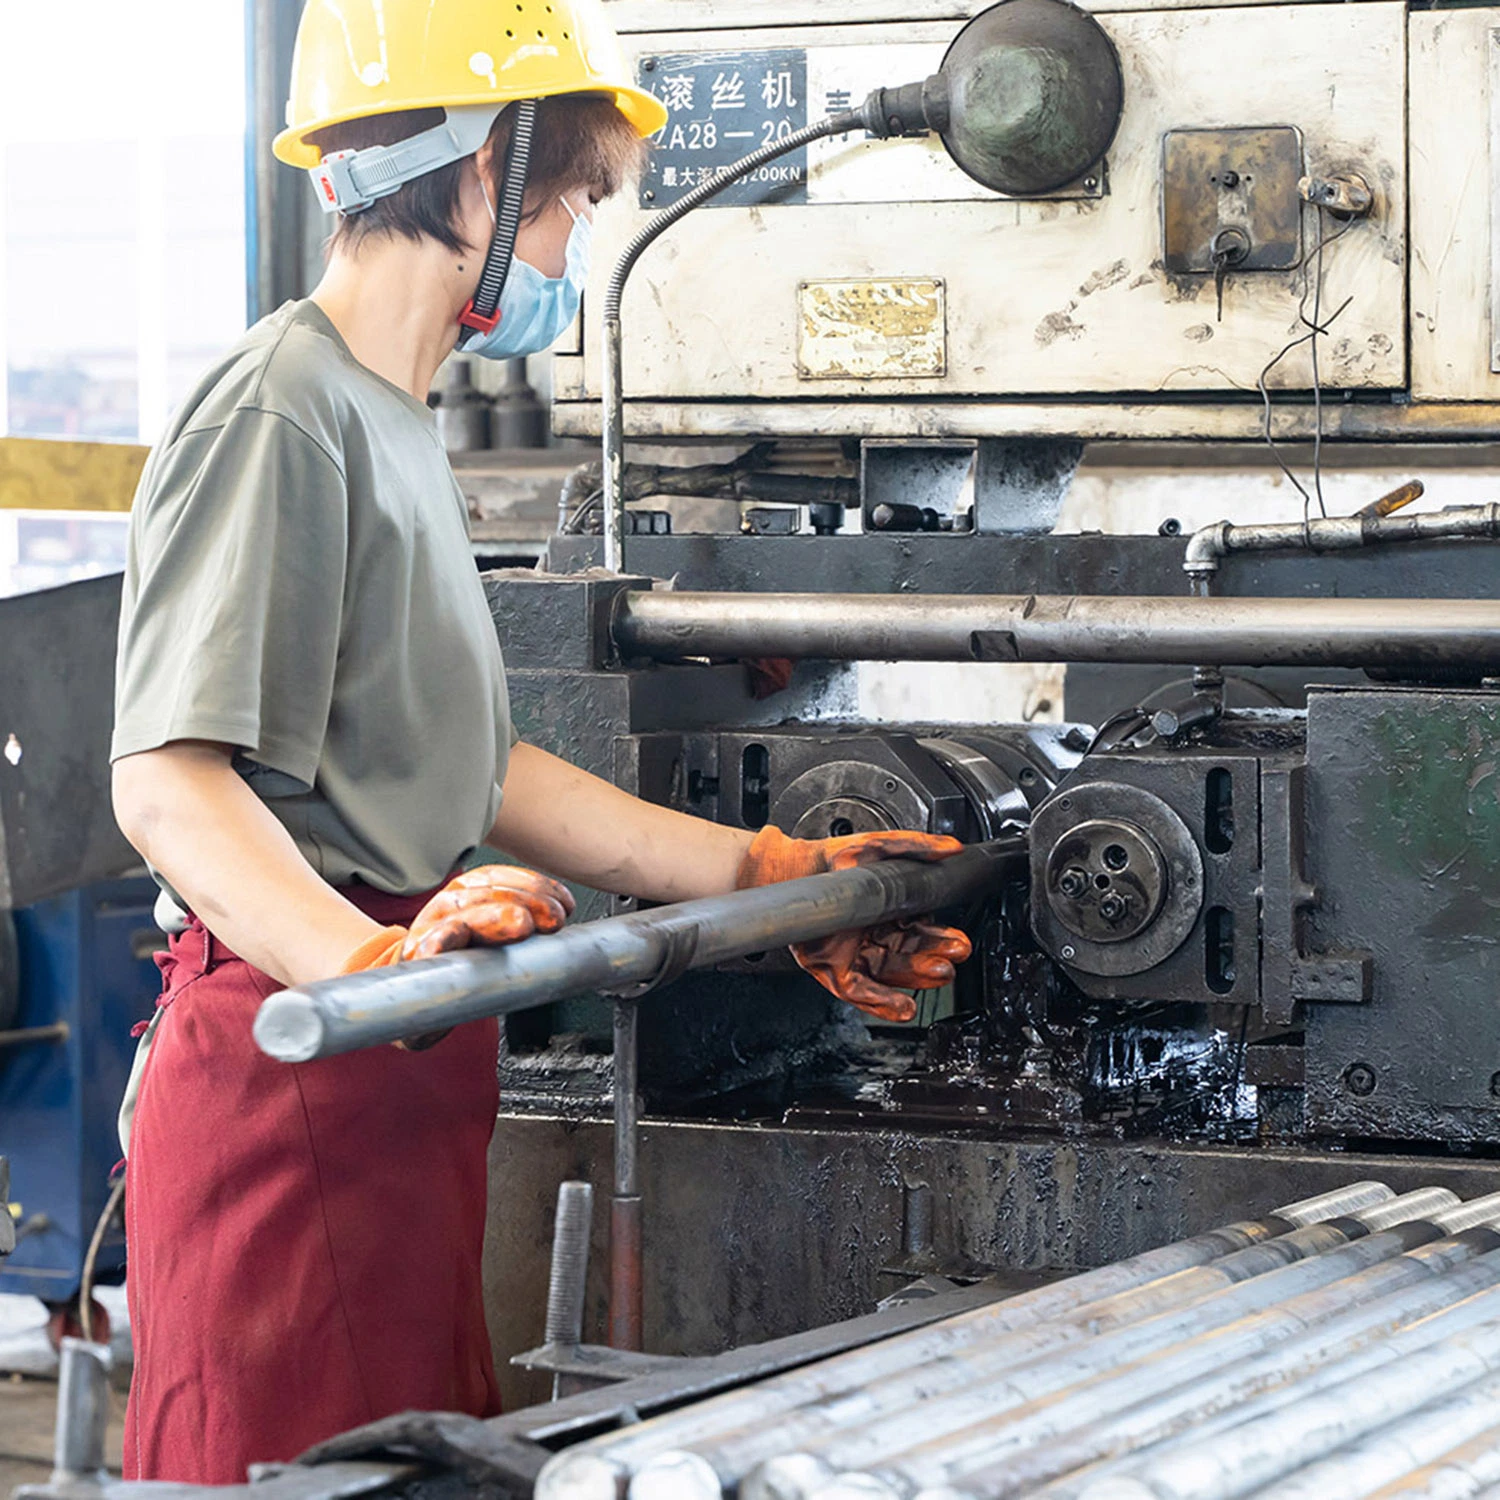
0 877 162 1305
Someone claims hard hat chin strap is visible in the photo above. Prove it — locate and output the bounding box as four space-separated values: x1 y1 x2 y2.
308 105 502 216
457 99 539 347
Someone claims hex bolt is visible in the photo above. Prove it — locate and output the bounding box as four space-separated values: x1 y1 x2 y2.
1098 892 1128 923
1343 1062 1378 1097
1058 868 1089 899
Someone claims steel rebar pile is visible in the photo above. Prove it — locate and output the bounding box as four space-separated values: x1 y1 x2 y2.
535 1184 1500 1500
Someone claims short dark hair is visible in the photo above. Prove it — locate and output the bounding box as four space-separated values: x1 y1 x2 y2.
307 96 646 256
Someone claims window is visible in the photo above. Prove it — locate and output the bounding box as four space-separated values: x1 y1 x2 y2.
0 1 248 446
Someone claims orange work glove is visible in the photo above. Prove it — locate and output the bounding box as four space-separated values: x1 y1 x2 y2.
338 866 575 1048
736 826 973 1023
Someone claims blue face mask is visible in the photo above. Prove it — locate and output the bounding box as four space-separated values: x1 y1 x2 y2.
463 193 590 360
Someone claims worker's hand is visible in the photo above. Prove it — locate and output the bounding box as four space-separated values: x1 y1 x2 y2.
338 866 575 1048
736 826 973 1022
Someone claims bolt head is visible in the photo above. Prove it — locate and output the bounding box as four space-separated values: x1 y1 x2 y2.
1343 1062 1378 1098
1060 944 1077 961
1058 868 1088 899
1098 892 1128 922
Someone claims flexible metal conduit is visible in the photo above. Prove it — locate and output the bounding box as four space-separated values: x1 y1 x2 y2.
610 592 1500 671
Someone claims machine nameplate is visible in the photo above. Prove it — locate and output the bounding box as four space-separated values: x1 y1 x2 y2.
639 48 810 208
797 279 947 379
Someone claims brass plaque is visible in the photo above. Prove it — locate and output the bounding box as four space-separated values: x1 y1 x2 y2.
797 278 946 380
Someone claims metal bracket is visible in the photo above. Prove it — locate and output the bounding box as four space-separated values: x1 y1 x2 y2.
1291 953 1374 1004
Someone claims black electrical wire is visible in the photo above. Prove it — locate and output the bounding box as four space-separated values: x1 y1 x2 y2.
1256 207 1356 524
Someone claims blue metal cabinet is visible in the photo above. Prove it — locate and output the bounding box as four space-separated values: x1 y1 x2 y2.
0 878 162 1302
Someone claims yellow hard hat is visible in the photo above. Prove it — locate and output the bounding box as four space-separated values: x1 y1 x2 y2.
273 0 667 170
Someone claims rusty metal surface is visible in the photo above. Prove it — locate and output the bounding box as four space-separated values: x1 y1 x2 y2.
1162 127 1304 275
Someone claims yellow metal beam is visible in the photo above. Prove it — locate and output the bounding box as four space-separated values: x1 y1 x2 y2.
0 436 148 512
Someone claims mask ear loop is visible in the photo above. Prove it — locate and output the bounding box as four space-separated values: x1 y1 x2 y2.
458 98 538 347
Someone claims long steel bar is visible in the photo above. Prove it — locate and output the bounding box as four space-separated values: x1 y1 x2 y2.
534 1187 1392 1500
735 1222 1443 1500
611 592 1500 669
936 1241 1500 1500
1068 1314 1500 1499
254 837 1024 1062
800 1233 1500 1500
644 1222 1408 1500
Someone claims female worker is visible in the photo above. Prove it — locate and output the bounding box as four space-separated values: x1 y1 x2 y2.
109 0 972 1484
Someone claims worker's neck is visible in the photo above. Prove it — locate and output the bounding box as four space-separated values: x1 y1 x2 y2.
310 238 472 404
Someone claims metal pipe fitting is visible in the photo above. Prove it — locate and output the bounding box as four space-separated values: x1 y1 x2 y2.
1182 503 1500 591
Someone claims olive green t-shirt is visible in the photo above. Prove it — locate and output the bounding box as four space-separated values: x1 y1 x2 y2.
111 299 513 898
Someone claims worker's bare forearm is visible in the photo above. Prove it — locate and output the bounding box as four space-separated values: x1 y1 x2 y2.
111 743 383 986
492 742 754 903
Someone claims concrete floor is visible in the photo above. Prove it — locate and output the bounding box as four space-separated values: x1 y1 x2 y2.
0 1374 126 1493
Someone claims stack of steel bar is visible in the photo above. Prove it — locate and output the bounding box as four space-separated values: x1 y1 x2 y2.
536 1183 1500 1500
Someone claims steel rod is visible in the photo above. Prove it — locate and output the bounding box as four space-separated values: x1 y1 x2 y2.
929 1240 1500 1500
534 1187 1393 1500
610 1001 643 1352
735 1224 1438 1500
254 837 1024 1063
805 1234 1500 1500
611 592 1500 670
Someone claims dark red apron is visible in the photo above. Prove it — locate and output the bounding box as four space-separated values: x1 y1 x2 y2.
123 886 501 1484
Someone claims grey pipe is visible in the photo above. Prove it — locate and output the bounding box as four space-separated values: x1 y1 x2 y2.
1252 1387 1500 1499
534 1186 1391 1500
1361 1419 1500 1497
1182 504 1500 590
611 592 1500 671
254 837 1023 1062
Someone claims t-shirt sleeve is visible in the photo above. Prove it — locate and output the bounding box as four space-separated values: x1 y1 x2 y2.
111 407 348 788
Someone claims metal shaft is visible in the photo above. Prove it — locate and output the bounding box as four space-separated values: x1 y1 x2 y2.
736 1223 1434 1500
812 1232 1500 1500
610 1000 643 1353
545 1182 595 1349
254 837 1024 1063
611 591 1500 671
